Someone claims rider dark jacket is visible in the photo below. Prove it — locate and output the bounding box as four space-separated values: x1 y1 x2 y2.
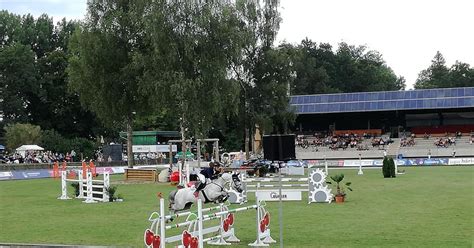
200 167 219 180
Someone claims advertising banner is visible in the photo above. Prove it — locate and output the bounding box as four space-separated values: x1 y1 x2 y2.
1 166 128 181
0 171 13 180
95 167 115 174
395 158 449 166
281 166 305 175
11 169 52 180
255 189 302 201
448 158 474 165
343 160 376 167
133 145 177 153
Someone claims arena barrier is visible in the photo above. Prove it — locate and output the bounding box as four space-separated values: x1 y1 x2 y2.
144 198 275 248
58 170 110 203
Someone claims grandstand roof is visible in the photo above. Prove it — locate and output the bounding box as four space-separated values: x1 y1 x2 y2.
290 87 474 114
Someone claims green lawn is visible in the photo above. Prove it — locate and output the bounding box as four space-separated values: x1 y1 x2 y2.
0 166 472 247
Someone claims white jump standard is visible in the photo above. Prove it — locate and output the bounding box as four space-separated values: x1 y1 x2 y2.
58 170 110 203
228 168 333 204
144 197 275 248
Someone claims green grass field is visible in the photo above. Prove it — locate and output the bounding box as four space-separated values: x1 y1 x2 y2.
0 166 472 247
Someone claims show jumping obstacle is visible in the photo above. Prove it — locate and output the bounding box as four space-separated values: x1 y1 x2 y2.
58 170 110 203
144 197 275 248
228 168 333 204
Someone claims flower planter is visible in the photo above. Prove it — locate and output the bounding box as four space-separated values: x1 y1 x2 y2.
335 195 345 203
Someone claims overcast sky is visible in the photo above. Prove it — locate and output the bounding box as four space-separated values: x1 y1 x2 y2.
1 0 473 89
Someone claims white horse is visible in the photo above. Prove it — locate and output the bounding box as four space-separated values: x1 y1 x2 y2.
168 173 243 221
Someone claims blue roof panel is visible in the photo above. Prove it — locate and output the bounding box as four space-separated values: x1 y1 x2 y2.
290 87 474 114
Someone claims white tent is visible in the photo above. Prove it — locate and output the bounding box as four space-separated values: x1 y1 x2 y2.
15 145 44 157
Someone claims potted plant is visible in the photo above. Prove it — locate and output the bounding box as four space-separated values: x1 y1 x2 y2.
326 173 352 203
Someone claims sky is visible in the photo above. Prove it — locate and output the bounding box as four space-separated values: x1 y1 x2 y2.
1 0 473 90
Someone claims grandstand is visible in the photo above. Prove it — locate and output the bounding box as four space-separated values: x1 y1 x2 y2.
290 87 474 159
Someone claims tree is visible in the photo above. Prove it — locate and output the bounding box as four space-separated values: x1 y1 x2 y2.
0 11 22 47
0 11 102 141
415 51 450 89
232 0 295 157
287 40 405 95
68 0 154 167
251 47 296 134
448 61 474 88
415 51 474 89
4 123 42 151
0 43 38 124
140 0 242 152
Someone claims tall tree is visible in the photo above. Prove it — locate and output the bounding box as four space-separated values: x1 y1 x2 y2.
232 0 295 157
0 43 38 124
448 61 474 88
415 51 473 89
141 0 242 150
415 51 450 89
68 0 154 167
287 40 405 95
4 123 42 152
0 11 102 140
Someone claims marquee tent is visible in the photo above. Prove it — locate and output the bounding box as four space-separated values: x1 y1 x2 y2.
15 145 44 157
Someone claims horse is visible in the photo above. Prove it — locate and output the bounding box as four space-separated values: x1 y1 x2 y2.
168 173 243 221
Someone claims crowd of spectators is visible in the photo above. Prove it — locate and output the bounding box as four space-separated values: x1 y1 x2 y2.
400 137 416 147
296 132 389 151
434 137 456 148
0 150 77 164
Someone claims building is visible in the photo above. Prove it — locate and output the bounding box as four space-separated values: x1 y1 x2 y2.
290 87 474 137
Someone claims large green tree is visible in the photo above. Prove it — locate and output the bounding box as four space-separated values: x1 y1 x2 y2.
68 0 155 167
415 51 474 89
287 40 405 95
4 123 42 151
0 11 101 140
0 43 37 124
232 0 295 157
139 0 242 152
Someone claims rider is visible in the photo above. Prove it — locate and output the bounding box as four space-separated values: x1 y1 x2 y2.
193 161 223 197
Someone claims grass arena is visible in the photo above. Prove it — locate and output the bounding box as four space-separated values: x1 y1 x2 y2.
0 166 472 247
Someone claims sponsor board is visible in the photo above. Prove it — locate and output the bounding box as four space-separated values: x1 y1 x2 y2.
1 166 128 180
95 167 115 174
255 190 302 201
132 145 177 153
112 167 127 174
11 169 51 179
448 158 474 165
373 160 384 166
0 171 13 180
396 158 449 166
281 166 305 175
343 160 376 167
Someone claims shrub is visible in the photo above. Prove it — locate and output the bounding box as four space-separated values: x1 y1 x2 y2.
71 182 80 197
107 186 118 202
389 157 396 178
382 157 390 178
